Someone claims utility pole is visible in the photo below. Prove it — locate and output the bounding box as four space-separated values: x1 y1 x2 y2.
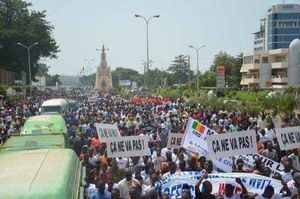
188 55 191 97
161 67 164 88
189 45 206 96
135 14 160 94
17 42 39 95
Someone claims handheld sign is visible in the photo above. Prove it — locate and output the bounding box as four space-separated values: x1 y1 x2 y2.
207 131 257 159
213 153 284 176
94 123 121 142
276 126 300 150
167 133 183 149
107 136 149 158
181 117 216 157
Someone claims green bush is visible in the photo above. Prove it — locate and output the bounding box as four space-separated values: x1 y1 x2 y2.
0 84 7 95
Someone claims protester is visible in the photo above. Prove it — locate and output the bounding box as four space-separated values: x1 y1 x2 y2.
1 90 300 199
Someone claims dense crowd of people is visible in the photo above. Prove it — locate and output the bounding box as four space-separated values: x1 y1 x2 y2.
0 90 300 199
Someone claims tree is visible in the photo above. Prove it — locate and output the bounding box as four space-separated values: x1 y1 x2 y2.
209 52 242 87
0 0 59 82
78 73 96 87
260 93 300 124
111 67 142 87
168 55 191 86
46 74 61 86
35 63 49 77
198 71 216 87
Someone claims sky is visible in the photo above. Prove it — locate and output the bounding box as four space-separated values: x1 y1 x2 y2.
25 0 300 76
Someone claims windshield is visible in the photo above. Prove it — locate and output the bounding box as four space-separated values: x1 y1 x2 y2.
41 106 61 114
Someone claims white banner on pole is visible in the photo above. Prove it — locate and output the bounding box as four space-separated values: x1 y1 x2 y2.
207 131 257 159
107 136 149 158
94 123 121 142
276 126 300 150
181 117 216 157
213 153 284 176
157 172 282 198
167 133 184 149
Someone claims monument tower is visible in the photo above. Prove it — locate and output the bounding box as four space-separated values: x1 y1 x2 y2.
94 45 112 91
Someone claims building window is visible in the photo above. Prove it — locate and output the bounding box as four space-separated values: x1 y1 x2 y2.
278 21 297 27
254 40 263 45
270 28 300 34
268 43 290 50
274 56 286 62
269 13 300 20
262 57 269 63
243 56 253 64
255 32 264 39
255 55 260 63
254 47 263 51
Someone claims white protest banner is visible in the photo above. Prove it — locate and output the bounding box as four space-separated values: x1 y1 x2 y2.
94 123 121 142
276 126 300 150
213 153 284 176
167 133 183 149
156 171 282 198
107 136 149 158
207 131 257 159
88 96 98 102
206 173 282 196
181 117 216 157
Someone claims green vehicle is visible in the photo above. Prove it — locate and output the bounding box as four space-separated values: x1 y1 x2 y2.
1 115 69 152
20 115 67 135
0 149 85 199
1 134 66 152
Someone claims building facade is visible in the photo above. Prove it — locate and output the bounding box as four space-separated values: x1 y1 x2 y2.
241 38 300 88
254 4 300 51
241 4 300 89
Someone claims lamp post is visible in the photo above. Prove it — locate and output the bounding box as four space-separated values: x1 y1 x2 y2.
189 45 206 96
17 42 38 95
84 59 94 87
135 14 160 94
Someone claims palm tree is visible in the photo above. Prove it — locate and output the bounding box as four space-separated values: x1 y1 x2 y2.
260 93 300 125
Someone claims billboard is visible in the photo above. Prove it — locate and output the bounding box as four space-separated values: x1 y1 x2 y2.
216 66 225 88
119 80 131 86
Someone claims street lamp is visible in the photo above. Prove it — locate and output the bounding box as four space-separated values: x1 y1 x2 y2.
135 14 160 94
85 59 95 87
17 42 39 95
189 45 206 96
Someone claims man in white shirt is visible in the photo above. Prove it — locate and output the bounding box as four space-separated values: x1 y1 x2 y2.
258 115 268 130
281 159 294 183
255 185 291 199
264 125 276 144
287 172 300 199
117 168 140 199
116 157 128 169
288 149 300 171
223 179 247 199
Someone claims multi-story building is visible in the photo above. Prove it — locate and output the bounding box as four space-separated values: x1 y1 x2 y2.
241 48 289 88
254 4 300 51
241 4 300 89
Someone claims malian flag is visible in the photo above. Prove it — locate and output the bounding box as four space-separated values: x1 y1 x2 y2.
192 121 205 134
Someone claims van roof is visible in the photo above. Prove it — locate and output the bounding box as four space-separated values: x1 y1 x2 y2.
1 134 65 152
0 149 81 198
41 98 67 107
21 115 67 135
